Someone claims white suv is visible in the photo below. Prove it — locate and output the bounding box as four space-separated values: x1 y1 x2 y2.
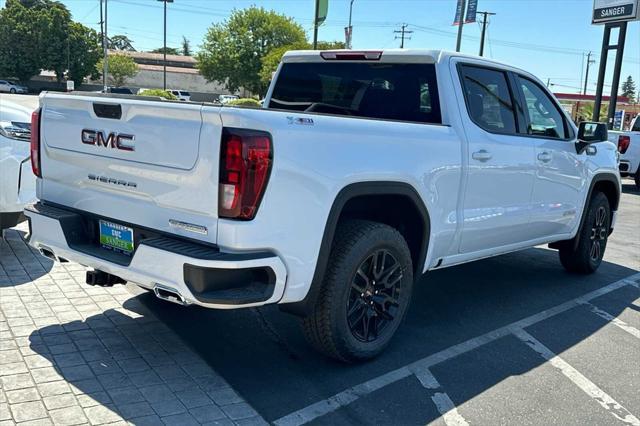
170 90 191 101
0 100 36 231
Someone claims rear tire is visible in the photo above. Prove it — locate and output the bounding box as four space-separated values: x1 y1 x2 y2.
634 172 640 190
302 220 414 363
558 192 610 274
9 88 15 94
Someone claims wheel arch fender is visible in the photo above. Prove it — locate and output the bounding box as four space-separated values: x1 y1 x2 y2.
564 172 620 251
280 181 431 317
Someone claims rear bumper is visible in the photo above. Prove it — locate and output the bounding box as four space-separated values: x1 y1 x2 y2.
24 202 287 309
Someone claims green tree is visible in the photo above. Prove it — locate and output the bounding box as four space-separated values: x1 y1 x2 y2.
621 75 636 103
197 6 306 95
108 35 136 51
66 22 101 85
259 40 345 85
97 54 138 87
578 103 608 122
151 47 180 55
37 1 72 82
181 36 192 56
0 0 41 81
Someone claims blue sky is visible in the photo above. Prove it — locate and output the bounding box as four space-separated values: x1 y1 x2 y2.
4 0 640 94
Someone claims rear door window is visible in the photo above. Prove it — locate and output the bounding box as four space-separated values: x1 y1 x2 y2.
268 62 441 124
459 65 517 134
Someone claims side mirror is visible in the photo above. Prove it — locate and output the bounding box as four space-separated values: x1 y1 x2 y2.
577 122 608 154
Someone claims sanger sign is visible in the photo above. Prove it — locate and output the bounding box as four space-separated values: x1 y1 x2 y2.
592 0 639 24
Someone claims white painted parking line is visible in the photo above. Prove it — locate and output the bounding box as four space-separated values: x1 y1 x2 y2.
415 369 469 426
583 302 640 339
273 272 640 426
514 329 640 426
273 367 413 426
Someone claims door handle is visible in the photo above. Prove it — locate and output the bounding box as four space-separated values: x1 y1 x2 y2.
537 152 552 163
472 150 492 162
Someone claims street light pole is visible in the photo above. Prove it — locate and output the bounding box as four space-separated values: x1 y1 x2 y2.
313 0 319 49
347 0 355 49
455 0 466 52
102 0 108 91
157 0 173 90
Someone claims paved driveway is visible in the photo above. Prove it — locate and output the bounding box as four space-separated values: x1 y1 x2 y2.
1 174 638 425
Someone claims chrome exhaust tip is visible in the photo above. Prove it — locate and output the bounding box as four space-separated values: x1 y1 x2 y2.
153 285 188 306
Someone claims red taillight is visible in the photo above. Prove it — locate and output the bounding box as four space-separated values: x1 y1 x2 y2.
618 135 630 154
219 128 272 220
30 108 41 177
320 51 382 61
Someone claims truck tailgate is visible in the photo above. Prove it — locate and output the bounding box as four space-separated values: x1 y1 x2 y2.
39 93 222 243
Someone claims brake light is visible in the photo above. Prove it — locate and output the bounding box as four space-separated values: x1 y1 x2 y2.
219 128 272 220
30 108 41 177
618 135 630 154
320 51 382 61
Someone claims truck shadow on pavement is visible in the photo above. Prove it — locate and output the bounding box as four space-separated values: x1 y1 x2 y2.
27 247 639 425
1 228 53 286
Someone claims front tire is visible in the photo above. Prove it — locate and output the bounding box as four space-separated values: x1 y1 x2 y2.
559 192 610 274
302 220 414 363
9 88 16 94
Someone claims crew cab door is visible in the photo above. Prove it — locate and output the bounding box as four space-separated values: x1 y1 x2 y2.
455 62 537 253
512 74 585 237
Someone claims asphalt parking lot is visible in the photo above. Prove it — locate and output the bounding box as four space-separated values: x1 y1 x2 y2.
135 182 638 425
1 90 639 424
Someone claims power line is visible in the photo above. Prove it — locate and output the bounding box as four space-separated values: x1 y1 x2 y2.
394 23 413 49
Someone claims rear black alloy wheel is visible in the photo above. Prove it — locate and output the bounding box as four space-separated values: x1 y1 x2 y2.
302 220 414 362
559 191 610 274
347 249 403 343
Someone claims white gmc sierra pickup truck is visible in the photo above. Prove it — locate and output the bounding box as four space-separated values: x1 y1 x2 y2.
25 50 621 362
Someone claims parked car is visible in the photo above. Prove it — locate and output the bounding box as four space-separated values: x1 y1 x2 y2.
96 87 134 95
0 100 36 231
217 94 239 104
24 49 620 362
170 90 191 101
609 115 640 189
0 80 28 94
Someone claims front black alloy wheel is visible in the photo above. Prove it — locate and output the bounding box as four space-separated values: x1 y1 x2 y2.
302 220 414 362
559 191 610 274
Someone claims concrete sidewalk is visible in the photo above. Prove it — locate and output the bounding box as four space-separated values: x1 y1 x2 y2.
0 224 266 426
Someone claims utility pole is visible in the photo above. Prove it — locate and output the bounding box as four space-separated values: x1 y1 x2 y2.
455 0 466 52
583 51 595 95
394 23 413 49
478 11 495 57
102 0 108 91
346 0 355 49
157 0 173 90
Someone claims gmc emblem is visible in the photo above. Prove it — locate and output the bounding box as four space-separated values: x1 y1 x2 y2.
81 129 135 151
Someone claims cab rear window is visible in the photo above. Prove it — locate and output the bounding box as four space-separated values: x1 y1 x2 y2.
268 62 441 124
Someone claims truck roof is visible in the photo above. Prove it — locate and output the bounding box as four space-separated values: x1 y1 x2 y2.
281 49 516 69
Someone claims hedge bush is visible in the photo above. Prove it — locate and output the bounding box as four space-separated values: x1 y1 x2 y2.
226 98 261 107
138 89 177 100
